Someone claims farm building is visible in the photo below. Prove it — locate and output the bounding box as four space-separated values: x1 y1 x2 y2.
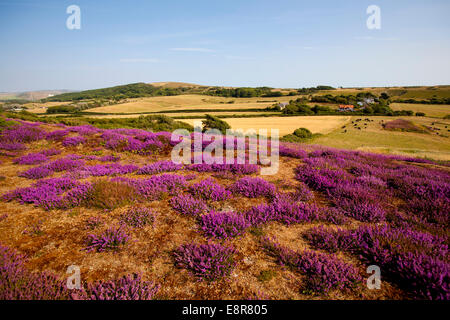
278 102 289 110
338 105 355 112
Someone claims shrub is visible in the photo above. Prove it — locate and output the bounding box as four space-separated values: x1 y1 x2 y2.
169 194 208 216
244 199 320 226
0 245 70 299
415 112 426 117
62 136 87 147
303 225 450 300
98 155 120 162
84 180 137 209
0 142 26 151
120 206 156 228
202 114 231 134
3 177 79 210
83 163 138 176
71 274 160 300
1 125 45 143
174 242 235 281
46 130 69 141
19 166 53 179
200 211 250 239
261 237 362 294
13 153 48 165
45 157 84 172
293 127 313 139
229 177 276 198
189 178 232 201
137 160 182 175
116 174 187 200
85 226 129 252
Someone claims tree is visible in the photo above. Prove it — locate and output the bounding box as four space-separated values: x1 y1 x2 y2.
380 92 390 100
293 127 312 139
202 114 231 134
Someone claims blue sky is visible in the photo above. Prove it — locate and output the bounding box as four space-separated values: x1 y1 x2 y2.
0 0 449 91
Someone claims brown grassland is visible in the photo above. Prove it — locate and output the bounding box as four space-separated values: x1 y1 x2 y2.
0 123 411 299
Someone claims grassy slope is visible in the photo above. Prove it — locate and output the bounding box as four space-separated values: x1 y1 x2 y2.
311 116 450 160
390 103 450 118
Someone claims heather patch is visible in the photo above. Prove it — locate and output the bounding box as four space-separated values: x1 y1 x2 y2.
262 237 362 294
169 193 208 216
71 274 160 300
200 211 250 239
229 177 276 198
174 242 236 281
120 206 156 228
137 160 182 175
85 226 129 252
13 152 48 165
62 136 87 147
189 178 232 201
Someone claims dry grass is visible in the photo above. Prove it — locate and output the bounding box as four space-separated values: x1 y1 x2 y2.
0 137 406 300
84 94 303 114
312 116 450 160
390 103 450 118
182 116 352 136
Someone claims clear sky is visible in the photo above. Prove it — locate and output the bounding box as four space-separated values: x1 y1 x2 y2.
1 0 449 92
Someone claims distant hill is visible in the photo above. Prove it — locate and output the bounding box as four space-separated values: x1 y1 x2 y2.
149 81 207 88
42 83 187 102
41 82 450 104
0 90 72 102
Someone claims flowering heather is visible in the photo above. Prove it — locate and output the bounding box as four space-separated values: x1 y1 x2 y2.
40 148 62 156
98 154 120 162
13 152 48 165
62 136 87 147
303 226 354 253
279 144 308 159
304 225 450 299
0 245 70 299
83 163 139 176
46 130 69 141
1 244 159 300
169 194 208 217
120 206 156 228
137 160 182 175
189 178 232 201
229 177 276 198
244 199 320 226
261 237 362 294
19 166 53 180
200 211 250 239
101 129 168 155
0 142 26 151
174 242 236 281
3 177 79 210
187 162 259 175
45 157 84 172
60 182 93 208
115 174 187 200
71 274 160 300
335 198 386 222
0 124 45 143
85 226 129 252
68 125 99 136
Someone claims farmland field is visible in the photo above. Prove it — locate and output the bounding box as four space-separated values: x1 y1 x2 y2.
390 103 450 118
84 94 292 114
183 116 352 136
